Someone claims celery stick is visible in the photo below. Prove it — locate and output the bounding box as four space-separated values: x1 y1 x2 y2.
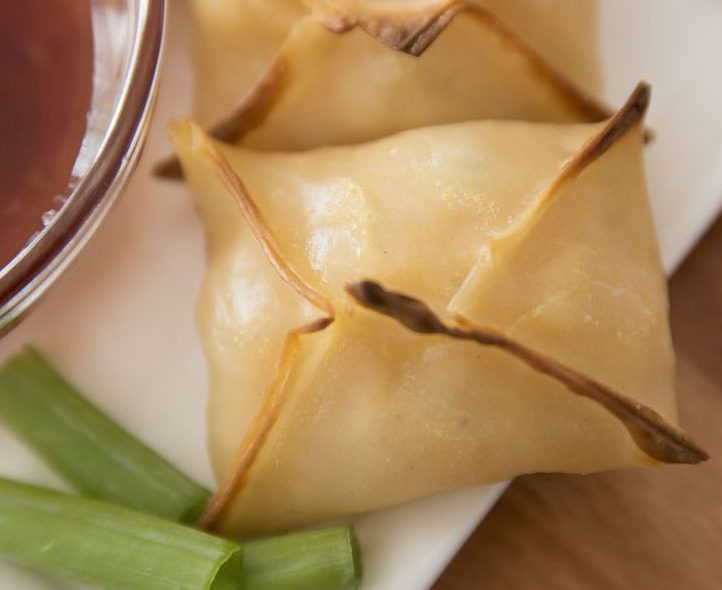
0 348 210 522
0 477 238 590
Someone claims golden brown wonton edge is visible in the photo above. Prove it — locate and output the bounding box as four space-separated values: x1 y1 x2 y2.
172 82 706 531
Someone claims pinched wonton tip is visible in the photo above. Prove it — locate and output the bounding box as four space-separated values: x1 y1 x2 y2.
156 0 610 179
346 280 707 466
172 83 705 535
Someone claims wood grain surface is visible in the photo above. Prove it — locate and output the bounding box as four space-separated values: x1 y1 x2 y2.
433 215 722 589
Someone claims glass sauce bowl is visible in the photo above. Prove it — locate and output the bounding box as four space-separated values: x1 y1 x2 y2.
0 0 165 334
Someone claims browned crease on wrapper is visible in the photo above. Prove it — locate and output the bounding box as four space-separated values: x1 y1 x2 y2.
345 279 707 466
155 0 610 179
167 120 336 528
306 0 606 113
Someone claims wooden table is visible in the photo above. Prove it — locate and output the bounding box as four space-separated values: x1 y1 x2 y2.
434 215 722 589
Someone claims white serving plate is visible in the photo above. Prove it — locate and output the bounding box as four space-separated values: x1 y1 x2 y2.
1 1 722 588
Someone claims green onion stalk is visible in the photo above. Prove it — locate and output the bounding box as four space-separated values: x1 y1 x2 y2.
0 347 210 523
0 348 361 589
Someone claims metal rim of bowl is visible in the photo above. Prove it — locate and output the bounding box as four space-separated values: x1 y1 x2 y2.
0 0 166 335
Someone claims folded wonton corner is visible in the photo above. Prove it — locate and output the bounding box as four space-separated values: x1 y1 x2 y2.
170 83 706 536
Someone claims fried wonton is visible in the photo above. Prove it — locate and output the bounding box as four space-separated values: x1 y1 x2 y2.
170 84 705 536
189 0 600 125
161 0 610 181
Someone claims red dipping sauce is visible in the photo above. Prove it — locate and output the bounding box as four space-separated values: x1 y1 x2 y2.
0 0 94 268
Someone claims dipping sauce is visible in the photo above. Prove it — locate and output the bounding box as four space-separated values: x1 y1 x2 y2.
0 0 94 268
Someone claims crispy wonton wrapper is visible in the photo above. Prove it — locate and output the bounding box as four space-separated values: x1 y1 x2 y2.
163 0 608 178
170 84 706 536
190 0 601 125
